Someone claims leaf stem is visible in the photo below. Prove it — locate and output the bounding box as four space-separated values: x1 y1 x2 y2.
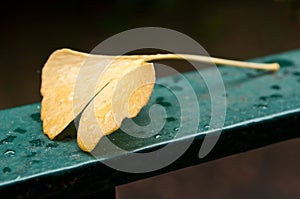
144 54 280 71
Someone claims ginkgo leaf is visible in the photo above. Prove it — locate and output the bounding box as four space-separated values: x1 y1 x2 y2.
40 48 279 152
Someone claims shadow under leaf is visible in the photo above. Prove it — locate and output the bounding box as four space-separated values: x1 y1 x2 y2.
54 122 77 141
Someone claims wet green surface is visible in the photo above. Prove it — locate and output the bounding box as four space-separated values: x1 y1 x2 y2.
0 49 300 197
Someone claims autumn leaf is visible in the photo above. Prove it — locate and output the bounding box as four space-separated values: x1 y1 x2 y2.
40 48 279 152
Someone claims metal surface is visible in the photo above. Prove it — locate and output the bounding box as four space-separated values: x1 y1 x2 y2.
0 49 300 198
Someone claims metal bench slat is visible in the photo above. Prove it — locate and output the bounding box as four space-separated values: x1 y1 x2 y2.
0 49 300 198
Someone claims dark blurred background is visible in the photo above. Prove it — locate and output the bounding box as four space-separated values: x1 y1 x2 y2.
1 0 300 198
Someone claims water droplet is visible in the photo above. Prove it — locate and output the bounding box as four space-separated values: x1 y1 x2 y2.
166 117 176 122
13 128 27 134
156 97 171 107
0 135 17 145
222 93 228 97
4 149 16 157
259 94 282 101
37 105 41 109
253 104 268 110
259 96 268 101
31 160 40 164
30 113 41 123
29 139 44 147
293 71 300 76
173 127 179 132
155 97 164 103
154 134 161 139
270 94 283 99
159 102 171 107
270 85 280 90
46 143 59 149
3 167 11 173
203 124 210 130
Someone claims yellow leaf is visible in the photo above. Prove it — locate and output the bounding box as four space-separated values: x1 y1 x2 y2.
41 48 279 152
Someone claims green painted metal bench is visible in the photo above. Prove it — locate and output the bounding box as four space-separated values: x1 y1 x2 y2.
1 49 300 198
